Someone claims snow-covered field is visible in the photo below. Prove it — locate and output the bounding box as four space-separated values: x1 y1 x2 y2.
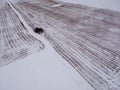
59 0 120 12
0 0 120 90
0 1 92 90
0 36 86 90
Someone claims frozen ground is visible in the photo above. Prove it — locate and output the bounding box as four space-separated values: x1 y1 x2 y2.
0 0 120 90
59 0 120 12
0 36 87 90
0 1 92 90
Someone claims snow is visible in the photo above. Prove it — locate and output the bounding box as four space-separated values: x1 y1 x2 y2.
1 0 120 90
0 32 94 90
109 28 120 34
0 43 82 90
59 0 120 12
0 1 94 90
52 4 64 8
0 21 93 90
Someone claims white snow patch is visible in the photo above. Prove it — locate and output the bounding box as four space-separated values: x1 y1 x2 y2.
52 4 63 8
109 28 120 34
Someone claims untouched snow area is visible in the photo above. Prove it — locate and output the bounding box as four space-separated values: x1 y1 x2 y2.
59 0 120 12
